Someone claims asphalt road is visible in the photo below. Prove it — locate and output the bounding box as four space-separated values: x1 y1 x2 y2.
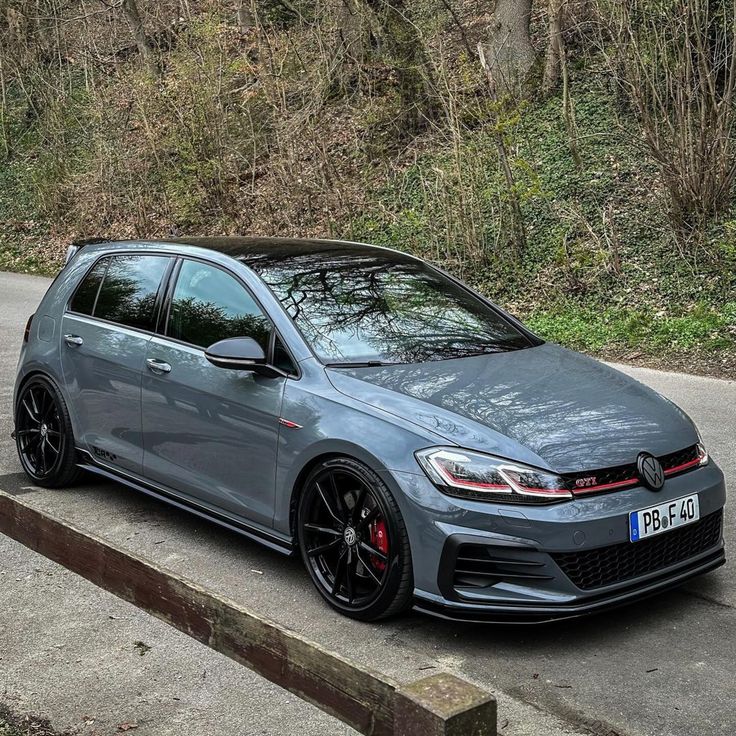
1 271 734 736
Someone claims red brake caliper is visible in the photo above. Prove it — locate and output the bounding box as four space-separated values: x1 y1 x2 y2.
369 518 389 572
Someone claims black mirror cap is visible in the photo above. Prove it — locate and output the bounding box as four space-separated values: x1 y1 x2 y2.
204 337 266 370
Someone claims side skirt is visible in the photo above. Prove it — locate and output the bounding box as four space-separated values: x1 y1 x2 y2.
76 449 295 556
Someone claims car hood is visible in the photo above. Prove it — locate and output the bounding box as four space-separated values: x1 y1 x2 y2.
325 343 698 473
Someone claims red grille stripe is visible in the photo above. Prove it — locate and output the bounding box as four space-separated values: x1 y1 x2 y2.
664 456 701 475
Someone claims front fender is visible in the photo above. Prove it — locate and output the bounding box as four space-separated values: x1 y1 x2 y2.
272 377 437 535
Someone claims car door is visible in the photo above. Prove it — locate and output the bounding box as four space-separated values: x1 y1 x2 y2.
141 258 287 527
60 253 172 475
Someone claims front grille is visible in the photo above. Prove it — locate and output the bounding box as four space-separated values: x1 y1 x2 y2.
660 444 700 472
563 444 701 496
553 510 723 590
452 544 554 590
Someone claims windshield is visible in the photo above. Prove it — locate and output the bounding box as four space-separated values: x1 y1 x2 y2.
248 251 534 365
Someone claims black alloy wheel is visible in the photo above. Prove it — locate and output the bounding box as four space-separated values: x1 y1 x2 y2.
298 457 413 621
15 376 81 488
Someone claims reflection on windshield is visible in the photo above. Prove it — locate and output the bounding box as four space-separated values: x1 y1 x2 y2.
243 250 532 364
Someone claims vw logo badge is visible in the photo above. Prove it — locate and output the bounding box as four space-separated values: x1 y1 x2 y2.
637 452 665 491
343 526 357 546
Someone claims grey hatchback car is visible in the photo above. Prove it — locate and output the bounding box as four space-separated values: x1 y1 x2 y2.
14 237 726 622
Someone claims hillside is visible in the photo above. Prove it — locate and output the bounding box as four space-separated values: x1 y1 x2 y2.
1 0 734 377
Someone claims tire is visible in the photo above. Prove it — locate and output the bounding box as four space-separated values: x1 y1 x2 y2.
14 375 82 488
297 456 414 621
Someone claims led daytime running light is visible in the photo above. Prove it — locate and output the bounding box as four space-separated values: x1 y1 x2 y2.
416 447 572 502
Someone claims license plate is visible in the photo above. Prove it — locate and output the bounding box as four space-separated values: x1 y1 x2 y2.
629 494 700 542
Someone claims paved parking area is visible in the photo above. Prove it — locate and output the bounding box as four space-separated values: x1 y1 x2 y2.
2 271 734 735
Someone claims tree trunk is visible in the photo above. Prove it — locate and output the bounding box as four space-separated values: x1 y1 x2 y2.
542 0 563 93
121 0 160 79
482 0 536 94
337 0 365 66
237 0 255 33
477 42 528 255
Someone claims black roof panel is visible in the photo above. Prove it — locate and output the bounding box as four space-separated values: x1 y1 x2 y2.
150 236 414 264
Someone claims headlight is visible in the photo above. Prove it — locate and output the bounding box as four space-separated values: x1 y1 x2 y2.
415 447 572 504
697 442 709 466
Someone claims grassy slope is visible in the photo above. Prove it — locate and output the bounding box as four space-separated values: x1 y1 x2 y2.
0 17 734 378
347 81 736 377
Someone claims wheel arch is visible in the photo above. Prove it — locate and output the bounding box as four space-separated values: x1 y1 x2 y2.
286 441 396 540
14 368 72 425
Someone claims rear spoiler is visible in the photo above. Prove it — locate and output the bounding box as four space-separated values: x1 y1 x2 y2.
64 237 112 266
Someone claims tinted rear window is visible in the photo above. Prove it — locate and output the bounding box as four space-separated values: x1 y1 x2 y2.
75 254 170 331
69 259 107 315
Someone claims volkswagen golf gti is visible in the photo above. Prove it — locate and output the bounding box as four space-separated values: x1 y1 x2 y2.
13 237 726 622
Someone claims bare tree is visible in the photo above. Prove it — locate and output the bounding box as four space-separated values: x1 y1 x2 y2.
362 0 436 129
120 0 160 79
542 1 596 92
542 0 581 166
542 0 564 92
601 0 736 236
482 0 536 94
478 42 528 255
237 0 255 32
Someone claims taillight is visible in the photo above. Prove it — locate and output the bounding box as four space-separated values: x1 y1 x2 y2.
23 314 34 343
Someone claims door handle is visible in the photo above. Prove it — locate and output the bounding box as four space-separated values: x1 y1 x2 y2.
146 358 172 375
63 334 83 347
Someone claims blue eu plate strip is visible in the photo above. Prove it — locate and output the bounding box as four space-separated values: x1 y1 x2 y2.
629 511 640 542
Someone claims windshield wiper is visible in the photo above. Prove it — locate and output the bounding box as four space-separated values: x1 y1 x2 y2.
324 360 395 368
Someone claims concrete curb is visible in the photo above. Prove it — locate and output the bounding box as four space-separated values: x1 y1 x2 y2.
0 489 497 736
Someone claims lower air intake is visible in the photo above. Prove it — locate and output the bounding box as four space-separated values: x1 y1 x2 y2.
553 510 723 590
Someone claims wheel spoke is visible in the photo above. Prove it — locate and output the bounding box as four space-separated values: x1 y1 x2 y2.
38 389 48 420
307 538 342 557
345 549 356 604
303 523 341 538
329 472 347 519
35 443 45 474
25 433 42 452
359 539 387 562
331 549 348 596
16 429 40 436
356 548 382 586
22 398 38 423
351 486 368 524
315 482 343 525
40 439 49 474
45 435 60 455
29 389 40 419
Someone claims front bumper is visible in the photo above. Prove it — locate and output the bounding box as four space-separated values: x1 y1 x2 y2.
382 461 727 623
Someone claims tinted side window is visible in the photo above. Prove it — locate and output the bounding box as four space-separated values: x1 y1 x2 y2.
94 255 170 331
70 259 107 315
273 336 297 375
167 260 271 350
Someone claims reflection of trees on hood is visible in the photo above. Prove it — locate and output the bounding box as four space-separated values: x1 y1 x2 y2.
242 250 527 363
170 296 271 350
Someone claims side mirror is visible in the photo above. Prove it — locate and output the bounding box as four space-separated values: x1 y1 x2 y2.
204 337 287 378
205 337 266 370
